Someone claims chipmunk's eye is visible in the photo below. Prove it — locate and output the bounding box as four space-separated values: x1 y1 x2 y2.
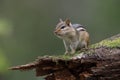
61 26 65 29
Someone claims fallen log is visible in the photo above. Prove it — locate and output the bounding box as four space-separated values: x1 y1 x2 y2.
9 34 120 80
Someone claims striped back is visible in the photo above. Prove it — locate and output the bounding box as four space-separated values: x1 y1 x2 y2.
72 24 86 32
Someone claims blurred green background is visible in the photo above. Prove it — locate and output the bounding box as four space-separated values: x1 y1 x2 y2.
0 0 120 80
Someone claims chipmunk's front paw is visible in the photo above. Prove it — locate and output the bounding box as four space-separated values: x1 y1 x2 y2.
70 50 75 54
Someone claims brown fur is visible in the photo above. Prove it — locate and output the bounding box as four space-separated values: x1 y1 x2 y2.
79 31 89 48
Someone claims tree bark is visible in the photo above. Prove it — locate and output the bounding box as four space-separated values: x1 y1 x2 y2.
9 34 120 80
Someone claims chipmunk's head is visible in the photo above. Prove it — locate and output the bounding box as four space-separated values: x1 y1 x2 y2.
54 19 76 39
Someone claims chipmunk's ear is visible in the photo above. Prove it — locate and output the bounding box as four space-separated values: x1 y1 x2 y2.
65 18 71 26
59 18 63 22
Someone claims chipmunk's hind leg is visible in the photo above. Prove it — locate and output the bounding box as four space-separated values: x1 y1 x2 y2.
76 43 82 51
76 41 88 52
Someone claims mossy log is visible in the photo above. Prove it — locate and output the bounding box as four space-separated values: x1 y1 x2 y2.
9 34 120 80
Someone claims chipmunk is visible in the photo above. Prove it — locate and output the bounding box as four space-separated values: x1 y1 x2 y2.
54 19 89 54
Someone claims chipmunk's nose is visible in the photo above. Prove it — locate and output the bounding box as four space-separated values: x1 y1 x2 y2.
54 29 60 34
54 30 57 34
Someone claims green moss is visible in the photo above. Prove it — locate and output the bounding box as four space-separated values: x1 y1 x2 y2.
48 53 82 61
58 51 87 59
90 38 120 48
59 55 72 60
40 55 72 61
